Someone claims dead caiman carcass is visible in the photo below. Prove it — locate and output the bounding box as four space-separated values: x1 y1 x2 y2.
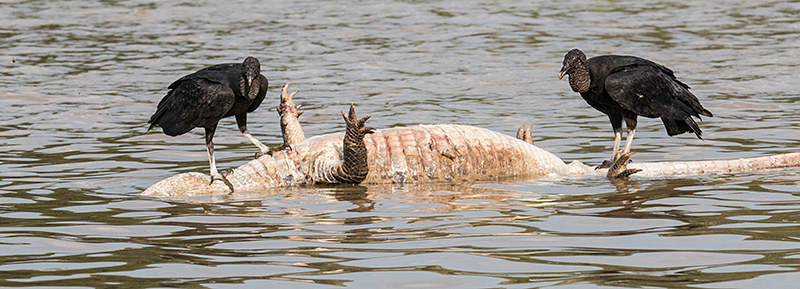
143 84 800 197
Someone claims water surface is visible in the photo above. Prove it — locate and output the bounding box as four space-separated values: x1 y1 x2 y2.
1 0 799 288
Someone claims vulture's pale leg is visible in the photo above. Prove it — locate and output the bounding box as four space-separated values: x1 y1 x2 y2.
205 127 234 192
623 128 636 154
612 129 622 160
236 114 270 158
242 130 269 153
597 129 623 169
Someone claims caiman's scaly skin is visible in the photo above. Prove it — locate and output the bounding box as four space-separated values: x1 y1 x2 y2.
142 84 800 197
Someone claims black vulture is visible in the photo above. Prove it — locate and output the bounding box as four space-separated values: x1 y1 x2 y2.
148 57 269 191
558 49 712 167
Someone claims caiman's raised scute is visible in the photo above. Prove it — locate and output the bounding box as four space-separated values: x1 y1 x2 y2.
143 84 800 197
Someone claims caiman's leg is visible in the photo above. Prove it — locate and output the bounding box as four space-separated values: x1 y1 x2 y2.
606 151 642 179
204 126 235 192
332 105 376 184
277 82 305 146
516 125 533 145
266 82 306 156
234 113 270 159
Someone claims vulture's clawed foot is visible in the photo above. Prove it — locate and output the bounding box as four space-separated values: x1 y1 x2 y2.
210 169 235 193
516 125 534 145
595 159 614 169
254 148 272 159
595 152 630 170
606 151 641 179
259 144 292 158
342 105 376 138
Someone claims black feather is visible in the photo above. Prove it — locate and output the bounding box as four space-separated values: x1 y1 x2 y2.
147 57 268 136
560 49 712 139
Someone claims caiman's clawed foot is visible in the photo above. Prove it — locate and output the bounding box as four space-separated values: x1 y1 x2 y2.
277 82 303 117
516 125 534 145
276 82 306 146
343 105 376 138
210 169 235 193
606 151 641 179
334 105 376 184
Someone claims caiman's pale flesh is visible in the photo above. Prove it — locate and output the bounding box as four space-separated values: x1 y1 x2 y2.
143 84 800 197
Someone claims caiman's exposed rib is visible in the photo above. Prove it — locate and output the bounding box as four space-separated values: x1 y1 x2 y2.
142 84 800 197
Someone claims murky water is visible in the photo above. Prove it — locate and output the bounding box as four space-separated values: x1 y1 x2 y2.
2 0 799 287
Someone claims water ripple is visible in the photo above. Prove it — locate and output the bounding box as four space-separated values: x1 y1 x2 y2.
1 0 799 287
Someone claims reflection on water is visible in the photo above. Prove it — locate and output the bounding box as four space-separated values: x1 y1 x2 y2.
1 0 799 287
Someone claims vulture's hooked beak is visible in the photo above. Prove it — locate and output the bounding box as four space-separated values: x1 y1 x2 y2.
558 67 567 80
246 71 255 86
